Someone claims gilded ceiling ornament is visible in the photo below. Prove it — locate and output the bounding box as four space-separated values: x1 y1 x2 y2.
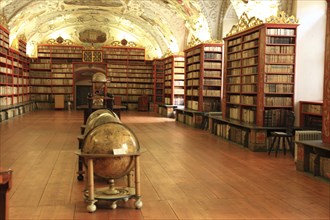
187 35 202 48
0 14 8 29
226 12 263 37
186 35 223 49
162 49 173 58
18 34 27 42
266 11 299 24
47 37 73 45
110 40 137 47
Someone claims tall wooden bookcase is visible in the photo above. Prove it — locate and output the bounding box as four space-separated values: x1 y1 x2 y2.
163 55 185 106
0 25 30 107
184 43 223 112
29 45 83 108
104 46 153 110
208 13 299 151
152 59 164 111
223 20 298 127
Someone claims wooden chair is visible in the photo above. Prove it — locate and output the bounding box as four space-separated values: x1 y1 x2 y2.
268 110 295 157
114 96 127 110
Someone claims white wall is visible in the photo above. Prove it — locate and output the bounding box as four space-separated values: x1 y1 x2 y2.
295 0 327 124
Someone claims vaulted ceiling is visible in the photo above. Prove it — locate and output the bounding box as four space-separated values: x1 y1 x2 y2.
0 0 293 59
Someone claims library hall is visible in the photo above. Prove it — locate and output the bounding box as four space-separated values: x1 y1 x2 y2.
0 0 329 219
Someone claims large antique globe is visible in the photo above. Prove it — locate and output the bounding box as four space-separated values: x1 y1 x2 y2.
82 122 140 179
84 111 120 135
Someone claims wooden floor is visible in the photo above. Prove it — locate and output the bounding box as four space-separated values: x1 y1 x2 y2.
0 110 329 220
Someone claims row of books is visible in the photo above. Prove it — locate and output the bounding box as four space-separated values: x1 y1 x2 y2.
302 103 322 115
265 64 294 73
265 54 294 63
243 31 259 42
265 97 292 106
0 96 30 106
164 97 184 105
228 45 242 53
242 48 258 58
0 40 9 48
105 55 145 60
0 86 29 95
126 83 153 88
204 62 221 69
243 40 259 50
266 45 294 54
0 67 11 74
265 74 293 83
264 84 293 93
266 36 295 44
266 28 295 36
0 76 28 84
30 87 73 93
29 78 72 85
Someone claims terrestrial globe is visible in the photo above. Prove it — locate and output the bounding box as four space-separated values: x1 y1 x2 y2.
82 122 140 179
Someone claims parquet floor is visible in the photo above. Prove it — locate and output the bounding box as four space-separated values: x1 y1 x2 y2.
0 110 329 220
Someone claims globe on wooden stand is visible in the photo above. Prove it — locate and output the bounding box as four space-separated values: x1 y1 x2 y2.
78 122 142 212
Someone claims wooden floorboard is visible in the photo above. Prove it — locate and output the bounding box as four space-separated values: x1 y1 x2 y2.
0 110 329 220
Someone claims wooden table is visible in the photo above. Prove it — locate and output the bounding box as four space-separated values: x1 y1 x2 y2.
0 168 13 220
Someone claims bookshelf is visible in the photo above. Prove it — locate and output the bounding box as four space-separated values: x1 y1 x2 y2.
163 55 185 106
152 59 164 112
0 25 35 121
223 22 298 127
0 26 30 107
299 101 323 130
184 43 223 112
213 13 299 151
29 45 83 108
104 46 153 110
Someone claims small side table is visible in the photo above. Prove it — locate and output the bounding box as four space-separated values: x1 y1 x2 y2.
0 168 13 220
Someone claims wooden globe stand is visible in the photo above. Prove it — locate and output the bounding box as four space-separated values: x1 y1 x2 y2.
76 151 142 212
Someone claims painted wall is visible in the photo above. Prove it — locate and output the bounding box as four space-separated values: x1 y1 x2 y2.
295 0 327 124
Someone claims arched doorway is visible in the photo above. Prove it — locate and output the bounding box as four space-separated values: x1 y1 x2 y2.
73 63 107 109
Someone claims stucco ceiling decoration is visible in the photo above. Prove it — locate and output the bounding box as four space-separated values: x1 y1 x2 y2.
79 29 107 44
0 0 287 58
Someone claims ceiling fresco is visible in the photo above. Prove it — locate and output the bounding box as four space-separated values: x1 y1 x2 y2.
0 0 291 59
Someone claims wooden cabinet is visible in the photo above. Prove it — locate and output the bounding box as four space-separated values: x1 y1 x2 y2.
223 21 298 127
184 43 223 112
299 101 323 130
163 55 185 106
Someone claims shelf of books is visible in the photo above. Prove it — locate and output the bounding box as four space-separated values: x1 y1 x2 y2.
0 26 12 107
184 43 222 112
163 55 185 106
0 25 34 121
104 46 152 110
219 13 298 150
151 59 164 112
29 44 83 108
299 101 323 130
